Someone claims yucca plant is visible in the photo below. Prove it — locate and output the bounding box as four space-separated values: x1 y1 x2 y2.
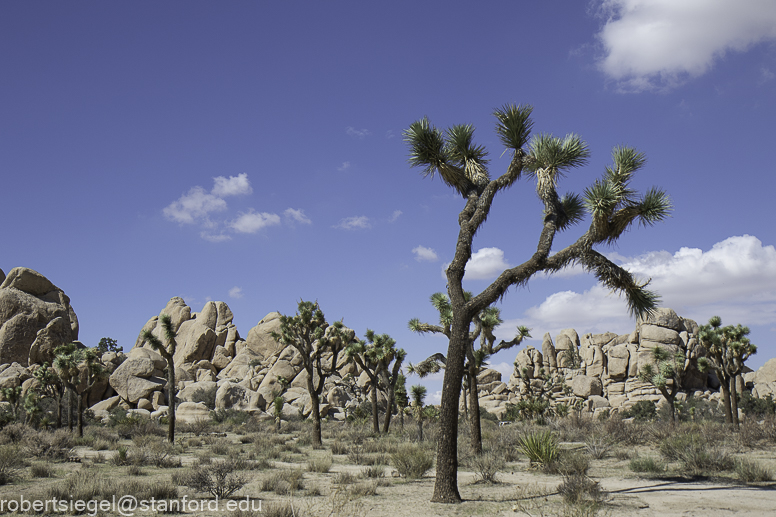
517 430 559 467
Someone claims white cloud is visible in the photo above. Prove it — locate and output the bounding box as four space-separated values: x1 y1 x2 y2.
464 247 512 280
334 216 371 230
509 235 776 343
488 361 515 383
284 208 312 225
230 210 281 233
346 127 371 139
211 173 252 197
389 210 403 222
200 232 232 243
428 390 443 405
412 245 439 262
228 286 243 299
163 186 227 224
338 161 351 171
595 0 776 91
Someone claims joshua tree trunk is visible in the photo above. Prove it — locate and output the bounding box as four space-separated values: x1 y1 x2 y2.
55 391 62 429
382 384 396 435
77 392 85 437
431 321 468 503
67 388 74 431
370 385 380 434
310 389 322 446
166 359 176 443
719 373 733 424
730 376 740 428
468 364 482 455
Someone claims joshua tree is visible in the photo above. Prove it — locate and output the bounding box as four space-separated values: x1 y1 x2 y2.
410 384 427 442
404 104 671 502
698 316 757 427
142 314 178 443
638 346 689 423
346 330 406 434
409 292 530 454
395 372 408 431
53 343 107 437
271 300 355 446
273 395 285 432
32 362 64 428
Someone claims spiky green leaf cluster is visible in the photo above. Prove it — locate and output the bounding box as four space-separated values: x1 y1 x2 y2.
583 146 671 242
697 316 757 378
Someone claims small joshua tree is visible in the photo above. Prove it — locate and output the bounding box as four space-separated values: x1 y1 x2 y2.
32 363 64 428
698 316 757 427
410 384 427 442
638 346 689 423
53 343 107 437
271 300 355 446
346 330 406 434
273 395 285 432
395 372 408 431
142 314 178 443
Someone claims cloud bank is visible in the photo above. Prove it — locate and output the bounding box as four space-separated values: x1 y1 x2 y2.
595 0 776 91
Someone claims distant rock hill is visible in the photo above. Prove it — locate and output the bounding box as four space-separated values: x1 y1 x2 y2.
1 266 774 423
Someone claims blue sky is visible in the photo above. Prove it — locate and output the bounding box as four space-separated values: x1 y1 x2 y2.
3 1 776 401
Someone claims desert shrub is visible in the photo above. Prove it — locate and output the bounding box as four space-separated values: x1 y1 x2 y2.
1 422 33 443
212 409 253 428
517 430 559 467
614 448 633 461
183 459 247 498
91 438 112 451
211 441 231 456
360 465 386 478
601 415 644 446
661 434 733 475
544 450 590 476
739 391 776 417
30 462 55 478
330 440 348 455
621 400 657 421
180 418 212 436
190 387 216 408
349 479 378 496
584 437 611 459
629 456 666 474
127 464 144 476
334 471 356 485
0 445 26 485
468 452 504 483
557 474 607 506
261 468 304 495
260 500 303 517
307 453 333 473
24 429 74 460
144 440 182 468
390 443 433 479
735 458 773 483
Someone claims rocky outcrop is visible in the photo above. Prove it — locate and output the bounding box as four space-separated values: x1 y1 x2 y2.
0 267 79 366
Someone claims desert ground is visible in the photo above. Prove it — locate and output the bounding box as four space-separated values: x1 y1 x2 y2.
0 411 774 517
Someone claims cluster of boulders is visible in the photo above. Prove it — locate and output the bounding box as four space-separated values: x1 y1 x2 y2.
2 266 776 425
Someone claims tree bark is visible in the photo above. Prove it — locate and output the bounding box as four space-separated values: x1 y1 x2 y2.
730 375 739 428
77 393 84 437
468 364 482 455
55 391 62 429
382 383 396 434
431 322 468 504
370 385 380 434
166 357 176 443
310 389 322 446
720 374 733 424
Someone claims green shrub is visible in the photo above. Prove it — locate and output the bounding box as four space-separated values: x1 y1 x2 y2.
735 458 773 483
739 391 776 417
660 434 733 475
360 465 386 478
517 430 559 467
30 463 55 478
391 443 434 479
621 400 657 421
629 456 666 474
334 471 356 485
349 479 378 496
584 437 611 459
331 440 348 455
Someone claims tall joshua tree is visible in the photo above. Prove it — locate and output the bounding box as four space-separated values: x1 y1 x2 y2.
142 314 178 443
53 343 106 437
346 330 407 434
271 300 354 446
409 292 530 454
698 316 757 427
404 104 671 503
